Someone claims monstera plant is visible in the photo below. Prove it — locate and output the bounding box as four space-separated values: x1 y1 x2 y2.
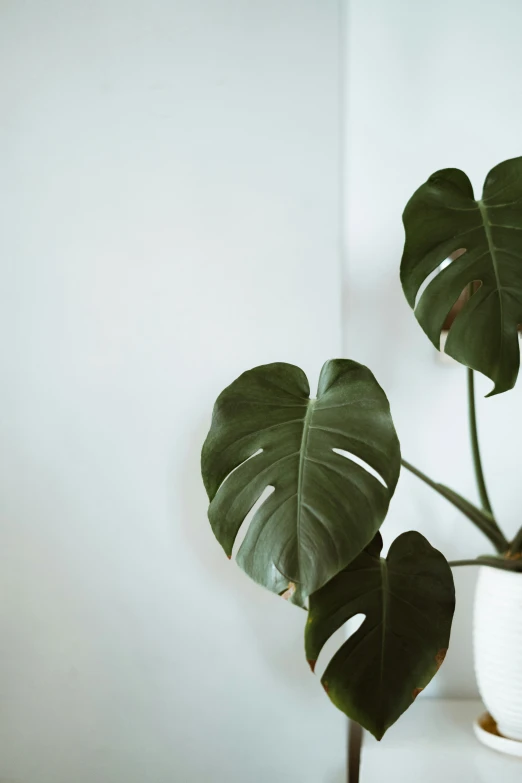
201 157 522 762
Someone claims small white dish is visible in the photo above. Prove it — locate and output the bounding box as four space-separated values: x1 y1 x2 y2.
474 712 522 758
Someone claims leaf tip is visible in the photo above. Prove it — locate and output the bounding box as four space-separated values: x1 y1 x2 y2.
412 687 423 701
307 659 317 673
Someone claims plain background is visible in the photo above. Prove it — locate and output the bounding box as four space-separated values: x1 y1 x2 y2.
1 1 522 781
0 2 345 782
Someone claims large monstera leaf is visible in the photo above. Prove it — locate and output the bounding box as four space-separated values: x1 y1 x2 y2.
305 532 455 740
401 156 522 395
201 360 400 604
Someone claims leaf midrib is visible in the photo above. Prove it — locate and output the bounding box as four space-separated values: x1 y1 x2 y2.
296 399 315 578
477 199 505 359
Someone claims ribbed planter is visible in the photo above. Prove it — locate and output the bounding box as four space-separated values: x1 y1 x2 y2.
473 565 522 741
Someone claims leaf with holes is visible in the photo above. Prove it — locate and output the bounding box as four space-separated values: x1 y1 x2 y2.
306 531 455 740
401 156 522 395
201 360 401 604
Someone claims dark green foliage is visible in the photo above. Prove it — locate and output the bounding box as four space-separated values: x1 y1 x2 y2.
202 360 400 603
306 532 455 739
402 157 522 395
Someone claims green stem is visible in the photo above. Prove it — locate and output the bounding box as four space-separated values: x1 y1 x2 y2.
510 526 522 555
401 459 508 553
449 556 522 573
448 559 482 568
467 368 494 516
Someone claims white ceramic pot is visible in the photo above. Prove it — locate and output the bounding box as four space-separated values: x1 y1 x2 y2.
473 565 522 741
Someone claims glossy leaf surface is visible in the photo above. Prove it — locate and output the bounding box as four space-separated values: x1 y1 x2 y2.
306 532 455 739
201 360 400 603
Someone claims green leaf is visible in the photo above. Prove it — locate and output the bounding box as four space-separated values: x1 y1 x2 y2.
401 156 522 395
201 360 401 603
306 531 455 740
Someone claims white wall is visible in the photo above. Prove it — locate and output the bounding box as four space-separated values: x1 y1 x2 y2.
0 3 345 782
345 0 522 697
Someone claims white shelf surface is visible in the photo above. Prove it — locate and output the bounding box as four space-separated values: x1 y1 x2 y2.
360 700 522 782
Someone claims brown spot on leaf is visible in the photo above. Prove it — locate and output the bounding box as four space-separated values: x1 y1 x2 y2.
506 551 522 561
281 582 296 601
412 688 423 701
435 648 447 670
323 680 330 695
227 555 232 560
307 659 316 673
